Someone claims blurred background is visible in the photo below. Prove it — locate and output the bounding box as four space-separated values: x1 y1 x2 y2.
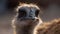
0 0 60 34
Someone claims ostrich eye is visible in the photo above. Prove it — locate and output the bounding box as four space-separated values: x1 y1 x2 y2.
35 10 39 17
18 9 27 18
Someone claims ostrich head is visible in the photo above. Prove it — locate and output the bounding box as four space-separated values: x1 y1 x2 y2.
12 3 42 34
14 4 42 26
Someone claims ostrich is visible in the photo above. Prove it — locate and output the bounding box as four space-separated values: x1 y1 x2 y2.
12 3 43 34
12 3 60 34
34 18 60 34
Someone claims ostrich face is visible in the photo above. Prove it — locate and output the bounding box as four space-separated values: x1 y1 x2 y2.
15 4 40 26
17 4 40 20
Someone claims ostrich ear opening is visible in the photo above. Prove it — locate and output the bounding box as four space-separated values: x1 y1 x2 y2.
35 10 39 17
35 9 40 17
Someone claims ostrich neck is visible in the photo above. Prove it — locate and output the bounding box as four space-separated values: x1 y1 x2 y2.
16 21 39 34
22 26 34 34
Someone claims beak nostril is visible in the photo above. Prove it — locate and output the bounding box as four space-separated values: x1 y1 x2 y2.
29 15 32 17
32 18 35 20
